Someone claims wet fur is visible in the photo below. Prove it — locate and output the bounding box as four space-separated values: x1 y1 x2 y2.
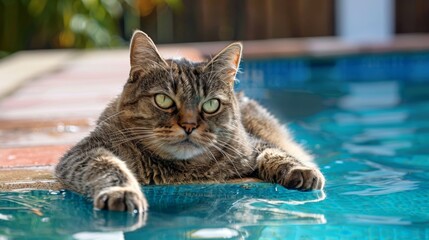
55 31 325 212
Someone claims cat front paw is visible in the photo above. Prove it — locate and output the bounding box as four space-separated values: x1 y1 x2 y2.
279 167 325 191
257 148 325 191
94 186 148 212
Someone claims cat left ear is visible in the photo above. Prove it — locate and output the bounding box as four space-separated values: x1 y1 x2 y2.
204 42 242 84
129 30 168 71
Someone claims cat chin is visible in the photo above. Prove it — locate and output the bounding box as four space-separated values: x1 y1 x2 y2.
161 142 206 160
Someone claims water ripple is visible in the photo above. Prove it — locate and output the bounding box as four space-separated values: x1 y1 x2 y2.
343 161 419 196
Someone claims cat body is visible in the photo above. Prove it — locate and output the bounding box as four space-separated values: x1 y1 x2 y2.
55 31 325 212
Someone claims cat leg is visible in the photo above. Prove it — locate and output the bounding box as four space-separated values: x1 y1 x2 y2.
55 147 147 212
238 94 314 165
238 94 324 189
256 147 325 190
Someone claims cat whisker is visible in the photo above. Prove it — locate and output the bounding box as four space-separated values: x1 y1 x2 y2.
214 140 256 172
219 131 259 153
109 130 154 138
108 128 155 137
108 130 151 139
214 140 246 157
97 110 126 126
110 133 161 147
200 145 222 174
202 137 242 179
139 139 169 158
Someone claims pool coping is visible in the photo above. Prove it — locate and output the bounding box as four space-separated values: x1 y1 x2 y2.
0 167 62 191
1 34 429 191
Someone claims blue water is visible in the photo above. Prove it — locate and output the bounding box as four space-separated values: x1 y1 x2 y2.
2 53 429 239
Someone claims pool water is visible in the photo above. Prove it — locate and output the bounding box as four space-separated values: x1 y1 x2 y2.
2 53 429 239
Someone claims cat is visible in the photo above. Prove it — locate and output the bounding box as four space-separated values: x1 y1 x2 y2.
55 30 325 213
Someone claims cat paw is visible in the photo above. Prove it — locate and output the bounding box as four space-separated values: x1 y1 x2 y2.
94 186 148 212
257 148 325 191
280 167 325 191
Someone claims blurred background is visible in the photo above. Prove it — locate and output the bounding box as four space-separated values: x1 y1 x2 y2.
1 0 429 59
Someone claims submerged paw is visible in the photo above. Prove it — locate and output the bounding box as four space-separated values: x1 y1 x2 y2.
280 167 325 191
94 186 148 212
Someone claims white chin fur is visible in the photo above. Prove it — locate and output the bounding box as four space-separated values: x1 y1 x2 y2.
164 144 205 160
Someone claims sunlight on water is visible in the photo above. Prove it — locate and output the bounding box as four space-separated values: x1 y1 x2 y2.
189 228 240 239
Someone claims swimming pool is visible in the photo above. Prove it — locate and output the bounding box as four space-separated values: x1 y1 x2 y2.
1 52 429 239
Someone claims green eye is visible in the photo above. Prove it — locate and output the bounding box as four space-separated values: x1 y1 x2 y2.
202 99 220 114
155 94 174 109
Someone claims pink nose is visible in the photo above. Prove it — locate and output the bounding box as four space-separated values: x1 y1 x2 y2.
180 122 197 134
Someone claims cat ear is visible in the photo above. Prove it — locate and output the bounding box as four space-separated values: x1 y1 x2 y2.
129 30 168 70
204 42 242 84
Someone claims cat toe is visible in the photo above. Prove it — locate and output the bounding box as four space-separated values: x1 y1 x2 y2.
281 167 325 191
94 187 148 212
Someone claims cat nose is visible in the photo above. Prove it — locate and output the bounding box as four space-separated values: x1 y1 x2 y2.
179 108 198 135
180 122 197 135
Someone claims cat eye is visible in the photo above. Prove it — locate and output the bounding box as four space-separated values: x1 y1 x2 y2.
202 99 220 114
155 94 174 109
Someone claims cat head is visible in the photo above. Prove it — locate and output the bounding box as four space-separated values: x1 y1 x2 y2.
117 30 242 160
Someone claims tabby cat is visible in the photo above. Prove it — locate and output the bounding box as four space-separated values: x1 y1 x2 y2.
55 30 325 213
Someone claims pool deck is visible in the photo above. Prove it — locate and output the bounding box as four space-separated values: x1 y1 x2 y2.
1 34 429 190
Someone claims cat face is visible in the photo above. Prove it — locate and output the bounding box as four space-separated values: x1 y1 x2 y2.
118 31 242 160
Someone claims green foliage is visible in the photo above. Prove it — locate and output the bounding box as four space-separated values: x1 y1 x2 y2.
0 0 139 57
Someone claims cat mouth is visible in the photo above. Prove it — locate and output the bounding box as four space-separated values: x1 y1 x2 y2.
176 139 199 147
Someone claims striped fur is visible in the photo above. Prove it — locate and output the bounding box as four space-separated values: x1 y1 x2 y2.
55 31 325 212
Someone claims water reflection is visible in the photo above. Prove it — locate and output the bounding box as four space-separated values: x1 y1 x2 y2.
0 184 329 239
343 160 419 196
188 228 242 239
232 197 327 225
73 231 125 240
345 214 411 225
0 190 146 238
126 184 327 239
338 81 400 110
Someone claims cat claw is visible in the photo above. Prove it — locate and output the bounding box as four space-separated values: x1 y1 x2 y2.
94 186 148 213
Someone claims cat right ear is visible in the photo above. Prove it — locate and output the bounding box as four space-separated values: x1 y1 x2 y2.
203 42 242 85
129 30 168 71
